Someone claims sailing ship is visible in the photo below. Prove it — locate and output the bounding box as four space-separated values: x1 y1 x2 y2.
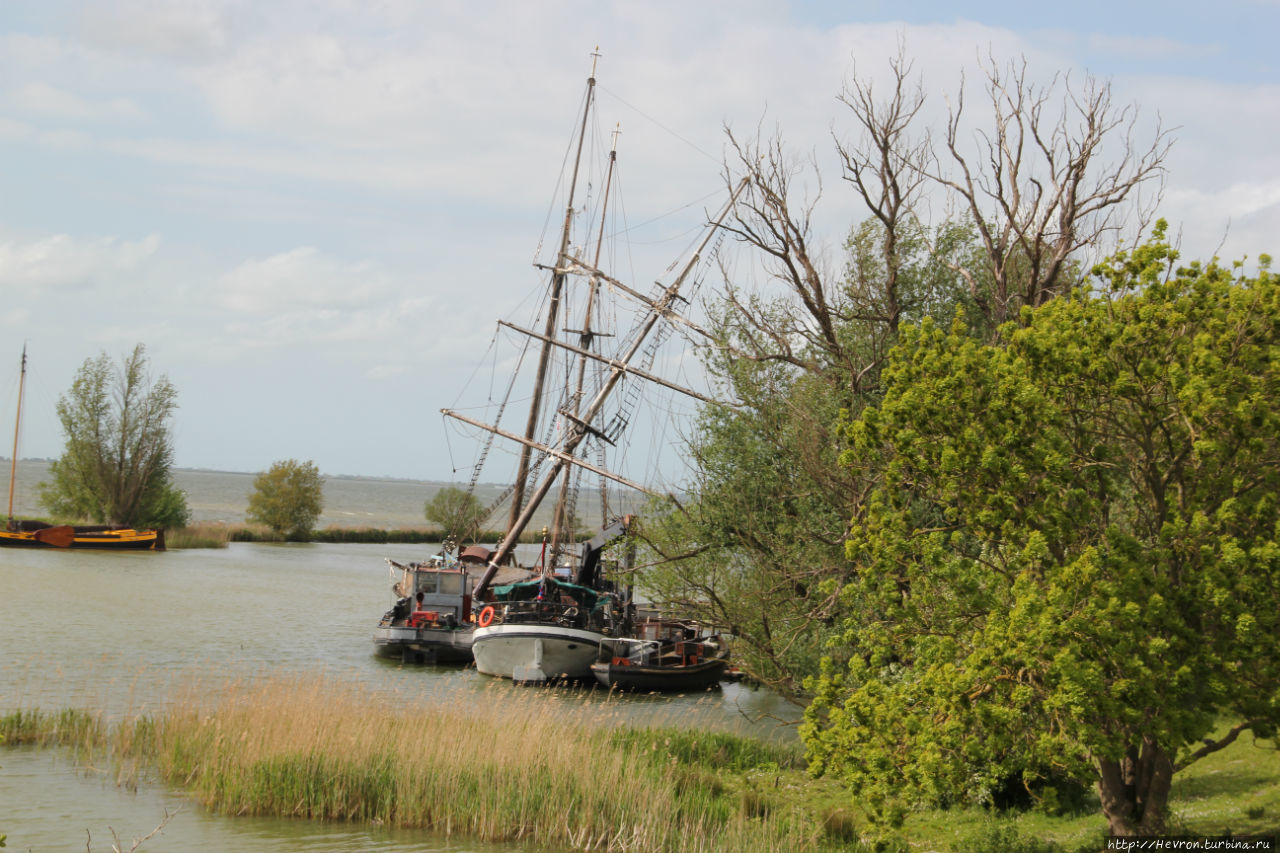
441 55 740 683
2 346 164 551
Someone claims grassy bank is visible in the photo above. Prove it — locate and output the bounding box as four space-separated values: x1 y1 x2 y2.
3 677 1277 851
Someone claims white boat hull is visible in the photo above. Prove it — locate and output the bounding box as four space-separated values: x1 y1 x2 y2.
471 624 603 682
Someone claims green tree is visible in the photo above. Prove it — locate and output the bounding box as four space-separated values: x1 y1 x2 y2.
246 459 324 539
424 486 487 542
803 228 1280 835
40 344 189 529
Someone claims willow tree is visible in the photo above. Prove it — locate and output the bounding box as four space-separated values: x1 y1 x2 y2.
804 228 1280 835
41 344 188 529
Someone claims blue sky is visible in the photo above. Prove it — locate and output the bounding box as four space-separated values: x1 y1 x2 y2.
1 1 1277 484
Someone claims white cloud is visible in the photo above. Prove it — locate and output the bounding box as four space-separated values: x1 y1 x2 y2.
74 0 238 63
10 82 143 121
1086 33 1216 61
216 247 383 314
0 232 161 290
206 248 444 359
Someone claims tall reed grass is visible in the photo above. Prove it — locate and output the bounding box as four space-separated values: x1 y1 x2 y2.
0 708 103 750
10 674 850 851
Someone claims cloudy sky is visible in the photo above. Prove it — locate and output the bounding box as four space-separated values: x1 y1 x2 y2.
1 0 1277 484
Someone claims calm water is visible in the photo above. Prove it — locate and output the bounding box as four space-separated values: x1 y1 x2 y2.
1 467 799 851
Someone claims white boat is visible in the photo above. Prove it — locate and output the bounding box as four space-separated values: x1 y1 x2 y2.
442 54 742 683
471 577 620 681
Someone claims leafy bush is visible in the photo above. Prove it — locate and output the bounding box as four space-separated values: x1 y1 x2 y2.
246 460 324 538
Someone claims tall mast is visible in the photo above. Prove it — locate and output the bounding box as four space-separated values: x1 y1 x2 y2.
7 345 26 529
549 123 619 557
470 179 748 597
505 49 601 533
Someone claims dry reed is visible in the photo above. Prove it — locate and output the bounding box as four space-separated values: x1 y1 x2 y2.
165 522 233 549
91 673 833 852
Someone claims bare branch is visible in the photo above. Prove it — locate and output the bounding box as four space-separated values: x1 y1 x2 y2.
933 53 1172 326
834 40 931 342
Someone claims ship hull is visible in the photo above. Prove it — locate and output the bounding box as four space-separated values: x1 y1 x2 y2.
471 623 602 682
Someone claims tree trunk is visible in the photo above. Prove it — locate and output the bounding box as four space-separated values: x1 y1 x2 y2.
1097 736 1174 835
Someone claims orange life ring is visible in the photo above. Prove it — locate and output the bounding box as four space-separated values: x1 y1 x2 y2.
478 605 496 627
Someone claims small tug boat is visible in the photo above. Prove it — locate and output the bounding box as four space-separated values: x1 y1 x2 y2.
374 553 475 664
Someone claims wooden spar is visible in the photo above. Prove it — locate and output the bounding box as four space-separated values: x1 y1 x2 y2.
537 259 717 342
471 179 747 599
506 55 599 534
531 178 751 357
551 123 620 553
7 345 26 528
495 320 721 405
439 409 658 496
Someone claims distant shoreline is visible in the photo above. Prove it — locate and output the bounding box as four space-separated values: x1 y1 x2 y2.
5 458 644 531
3 457 505 488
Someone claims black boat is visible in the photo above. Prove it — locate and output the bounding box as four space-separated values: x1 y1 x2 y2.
591 621 730 692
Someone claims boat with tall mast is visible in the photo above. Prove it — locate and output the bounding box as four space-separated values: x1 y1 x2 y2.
441 54 740 682
2 346 163 551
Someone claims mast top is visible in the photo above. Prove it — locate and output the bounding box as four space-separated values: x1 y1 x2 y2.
589 46 601 82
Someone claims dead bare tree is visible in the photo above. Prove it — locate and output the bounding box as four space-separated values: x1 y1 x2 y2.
716 42 955 397
834 45 932 342
716 124 845 379
935 53 1172 326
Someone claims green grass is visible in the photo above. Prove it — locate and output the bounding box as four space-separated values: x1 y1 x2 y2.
165 521 600 547
895 718 1280 851
0 708 103 751
1165 723 1280 837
